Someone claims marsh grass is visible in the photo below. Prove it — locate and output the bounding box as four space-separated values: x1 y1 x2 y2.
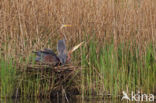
0 0 156 59
81 39 155 97
0 0 156 98
0 38 155 98
0 58 16 97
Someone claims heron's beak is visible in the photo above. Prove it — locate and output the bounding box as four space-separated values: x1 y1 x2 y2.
71 41 84 53
61 24 72 29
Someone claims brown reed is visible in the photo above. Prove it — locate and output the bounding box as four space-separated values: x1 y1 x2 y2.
0 0 155 61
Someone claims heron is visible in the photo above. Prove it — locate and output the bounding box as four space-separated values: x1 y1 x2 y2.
33 48 60 64
33 24 84 65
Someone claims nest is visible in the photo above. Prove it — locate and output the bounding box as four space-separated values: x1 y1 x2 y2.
27 63 78 72
16 62 81 98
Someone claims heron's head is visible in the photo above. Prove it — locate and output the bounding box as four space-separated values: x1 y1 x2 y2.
60 24 72 29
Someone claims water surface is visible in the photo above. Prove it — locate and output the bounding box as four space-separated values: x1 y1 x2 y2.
0 97 132 103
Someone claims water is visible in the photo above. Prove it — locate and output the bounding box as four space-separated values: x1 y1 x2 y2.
0 97 131 103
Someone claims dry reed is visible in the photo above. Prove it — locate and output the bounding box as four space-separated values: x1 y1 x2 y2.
0 0 155 61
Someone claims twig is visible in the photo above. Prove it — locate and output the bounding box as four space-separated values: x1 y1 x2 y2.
62 86 69 103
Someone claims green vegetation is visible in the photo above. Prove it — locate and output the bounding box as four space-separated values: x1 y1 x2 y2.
0 58 16 97
0 0 155 99
80 39 155 97
0 40 155 98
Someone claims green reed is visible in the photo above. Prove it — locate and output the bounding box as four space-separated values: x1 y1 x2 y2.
0 57 16 97
18 55 54 98
0 38 155 98
81 39 155 97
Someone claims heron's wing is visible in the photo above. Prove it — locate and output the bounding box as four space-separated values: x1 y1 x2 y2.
57 39 67 55
32 51 43 56
43 48 57 56
44 48 54 53
70 41 84 53
33 50 50 56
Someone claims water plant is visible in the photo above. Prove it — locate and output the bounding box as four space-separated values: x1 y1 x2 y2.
80 39 156 97
0 0 155 99
0 58 16 97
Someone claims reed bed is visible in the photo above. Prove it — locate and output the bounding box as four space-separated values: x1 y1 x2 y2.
0 0 156 98
80 39 155 97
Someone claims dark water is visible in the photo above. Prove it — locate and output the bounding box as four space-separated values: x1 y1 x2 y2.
0 97 131 103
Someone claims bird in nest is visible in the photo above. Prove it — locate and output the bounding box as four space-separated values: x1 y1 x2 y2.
33 25 84 65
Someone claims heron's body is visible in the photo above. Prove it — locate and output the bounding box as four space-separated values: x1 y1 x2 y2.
33 39 69 65
33 38 83 65
33 25 80 65
33 49 60 65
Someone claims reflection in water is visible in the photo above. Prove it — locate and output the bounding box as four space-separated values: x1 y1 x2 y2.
0 97 130 103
